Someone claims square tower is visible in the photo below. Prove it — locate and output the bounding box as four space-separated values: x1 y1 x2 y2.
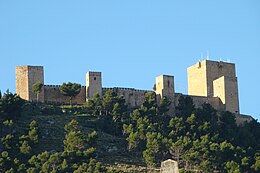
155 75 175 98
16 66 44 102
213 76 239 113
187 60 239 113
155 75 175 114
86 72 102 99
188 60 236 97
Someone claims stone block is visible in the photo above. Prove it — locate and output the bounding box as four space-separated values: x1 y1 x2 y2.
160 159 179 173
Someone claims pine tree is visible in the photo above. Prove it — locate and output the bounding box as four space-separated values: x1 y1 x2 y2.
28 120 39 144
102 90 117 116
32 81 43 103
20 141 32 154
59 82 81 107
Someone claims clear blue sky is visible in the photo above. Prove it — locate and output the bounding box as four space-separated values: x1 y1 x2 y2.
0 0 259 120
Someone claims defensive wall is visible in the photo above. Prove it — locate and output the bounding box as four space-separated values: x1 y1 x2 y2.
44 85 86 105
102 87 149 108
174 93 225 112
16 60 251 123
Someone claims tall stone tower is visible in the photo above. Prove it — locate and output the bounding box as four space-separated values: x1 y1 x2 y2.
187 60 239 113
213 76 239 114
16 66 44 102
86 72 102 99
155 75 175 114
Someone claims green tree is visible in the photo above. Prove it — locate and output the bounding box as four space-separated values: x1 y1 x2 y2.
102 90 117 116
143 132 162 167
176 95 195 118
63 120 85 154
1 134 14 149
59 82 81 107
63 119 96 161
86 93 103 116
61 159 68 170
158 96 171 116
1 120 15 147
111 95 127 135
169 136 191 163
225 161 241 173
64 119 79 132
219 111 237 141
0 90 25 119
20 141 32 154
251 153 260 171
0 151 12 172
28 120 39 144
126 132 140 151
111 95 127 122
28 151 50 171
41 153 61 173
63 130 85 153
74 159 106 173
32 81 43 104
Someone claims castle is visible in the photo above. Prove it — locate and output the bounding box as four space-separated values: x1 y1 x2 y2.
15 60 252 123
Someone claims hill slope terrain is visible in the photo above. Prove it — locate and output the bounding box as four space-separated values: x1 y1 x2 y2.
0 90 260 172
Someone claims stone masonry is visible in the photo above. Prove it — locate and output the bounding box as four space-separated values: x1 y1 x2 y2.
187 60 239 114
16 66 44 102
160 159 179 173
16 60 251 122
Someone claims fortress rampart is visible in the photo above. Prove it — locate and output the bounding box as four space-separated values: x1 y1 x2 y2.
16 60 249 122
103 87 149 108
43 85 86 104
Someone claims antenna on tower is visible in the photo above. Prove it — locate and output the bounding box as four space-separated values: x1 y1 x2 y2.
206 51 209 60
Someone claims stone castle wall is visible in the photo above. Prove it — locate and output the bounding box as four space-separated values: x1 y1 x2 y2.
35 85 160 107
236 114 253 125
44 85 86 105
15 60 250 123
174 93 225 111
103 87 149 108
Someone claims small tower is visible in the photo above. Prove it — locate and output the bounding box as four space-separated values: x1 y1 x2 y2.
86 71 102 99
155 75 175 114
16 66 44 102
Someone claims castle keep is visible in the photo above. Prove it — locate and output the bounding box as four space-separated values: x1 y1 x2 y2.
16 60 241 115
188 60 239 113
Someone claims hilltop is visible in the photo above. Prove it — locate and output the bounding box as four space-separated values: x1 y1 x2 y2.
16 60 245 118
0 90 260 172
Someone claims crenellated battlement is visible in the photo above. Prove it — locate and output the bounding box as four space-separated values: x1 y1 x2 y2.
44 85 86 88
103 87 151 92
15 59 242 116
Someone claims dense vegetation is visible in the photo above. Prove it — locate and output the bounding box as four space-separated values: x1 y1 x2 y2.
0 89 260 172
